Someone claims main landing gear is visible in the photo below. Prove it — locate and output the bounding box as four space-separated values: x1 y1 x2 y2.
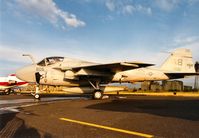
88 80 103 100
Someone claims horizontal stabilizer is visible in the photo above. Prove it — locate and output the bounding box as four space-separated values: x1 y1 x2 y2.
165 72 199 79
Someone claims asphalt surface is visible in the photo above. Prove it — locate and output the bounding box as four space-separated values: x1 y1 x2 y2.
0 94 199 138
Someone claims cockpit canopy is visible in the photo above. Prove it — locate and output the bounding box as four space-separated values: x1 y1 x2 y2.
37 57 64 66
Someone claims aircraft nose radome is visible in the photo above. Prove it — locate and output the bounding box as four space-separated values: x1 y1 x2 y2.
16 68 26 81
16 65 36 83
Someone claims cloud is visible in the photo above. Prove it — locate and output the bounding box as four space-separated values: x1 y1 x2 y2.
174 36 199 46
0 45 28 63
0 45 34 76
16 0 85 28
155 0 180 12
123 4 152 15
122 5 134 14
0 43 110 65
105 0 152 15
105 0 115 11
188 0 199 5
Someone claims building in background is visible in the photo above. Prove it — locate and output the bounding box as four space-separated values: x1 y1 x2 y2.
150 82 162 92
141 81 151 91
162 80 183 91
141 80 184 92
184 86 193 92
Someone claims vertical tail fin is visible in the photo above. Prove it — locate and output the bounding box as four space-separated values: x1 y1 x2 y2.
160 48 195 73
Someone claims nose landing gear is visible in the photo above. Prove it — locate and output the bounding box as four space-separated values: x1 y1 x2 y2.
34 84 40 99
34 72 42 100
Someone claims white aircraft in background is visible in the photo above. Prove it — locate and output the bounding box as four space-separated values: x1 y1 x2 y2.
16 48 198 99
0 74 28 94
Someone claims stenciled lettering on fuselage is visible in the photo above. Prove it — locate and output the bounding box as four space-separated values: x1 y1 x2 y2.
187 64 193 69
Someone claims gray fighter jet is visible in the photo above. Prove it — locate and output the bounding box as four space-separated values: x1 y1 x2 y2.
16 48 197 99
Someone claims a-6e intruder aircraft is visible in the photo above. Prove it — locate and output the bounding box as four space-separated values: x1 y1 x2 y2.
16 48 197 99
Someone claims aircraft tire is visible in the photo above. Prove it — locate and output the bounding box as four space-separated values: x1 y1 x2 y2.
34 94 40 99
93 91 103 99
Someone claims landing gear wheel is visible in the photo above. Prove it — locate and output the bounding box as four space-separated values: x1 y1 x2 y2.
93 91 103 99
34 94 40 99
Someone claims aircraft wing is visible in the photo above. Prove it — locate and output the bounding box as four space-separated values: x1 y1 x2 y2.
68 62 154 72
58 62 154 79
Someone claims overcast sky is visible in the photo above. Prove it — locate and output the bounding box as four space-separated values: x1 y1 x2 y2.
0 0 199 85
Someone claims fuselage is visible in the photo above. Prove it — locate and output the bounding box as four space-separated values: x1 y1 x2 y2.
39 67 169 86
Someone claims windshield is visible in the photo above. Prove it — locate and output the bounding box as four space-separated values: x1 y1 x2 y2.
37 57 64 66
37 59 46 66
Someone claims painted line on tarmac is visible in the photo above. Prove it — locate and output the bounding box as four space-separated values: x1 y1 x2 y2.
0 97 87 105
60 117 154 138
0 97 88 115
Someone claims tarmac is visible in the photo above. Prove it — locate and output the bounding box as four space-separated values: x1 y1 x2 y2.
0 93 199 138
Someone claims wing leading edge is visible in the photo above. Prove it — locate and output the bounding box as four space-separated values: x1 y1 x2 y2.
63 62 154 73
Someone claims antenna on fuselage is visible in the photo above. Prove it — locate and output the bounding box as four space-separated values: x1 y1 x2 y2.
22 54 36 65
